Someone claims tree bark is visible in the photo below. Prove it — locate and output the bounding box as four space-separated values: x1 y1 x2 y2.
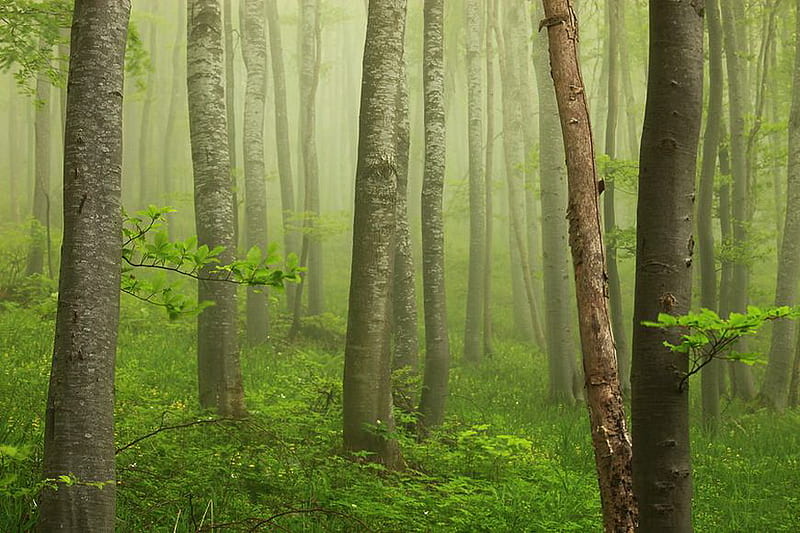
223 0 240 246
299 0 324 316
483 0 496 358
631 1 703 531
699 0 723 430
38 1 130 529
419 0 449 430
27 63 51 277
188 0 246 418
463 0 485 364
392 56 418 371
265 0 299 310
602 0 630 396
539 2 636 530
243 0 270 345
761 1 800 410
343 0 406 467
721 0 757 401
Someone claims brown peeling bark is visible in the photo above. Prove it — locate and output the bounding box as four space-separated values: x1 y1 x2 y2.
539 2 636 531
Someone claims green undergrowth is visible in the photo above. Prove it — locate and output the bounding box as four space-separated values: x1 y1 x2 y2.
1 305 799 531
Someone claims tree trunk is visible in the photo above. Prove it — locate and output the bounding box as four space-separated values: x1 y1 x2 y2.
299 0 324 316
188 0 246 418
223 0 240 247
138 20 157 207
162 0 186 208
7 75 20 223
539 2 636 530
495 1 545 348
343 0 406 467
721 0 757 401
483 0 496 358
243 0 270 345
602 0 630 396
631 1 703 531
531 3 576 404
27 64 51 277
265 0 299 310
392 56 418 371
38 2 130 528
760 1 800 410
699 0 723 431
419 0 449 430
463 0 485 364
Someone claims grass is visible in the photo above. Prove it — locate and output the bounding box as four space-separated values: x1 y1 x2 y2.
1 302 799 531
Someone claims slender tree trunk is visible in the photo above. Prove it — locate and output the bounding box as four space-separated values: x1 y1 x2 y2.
299 0 324 316
761 1 800 410
618 3 639 160
7 75 20 223
540 2 636 530
343 0 406 468
223 0 240 247
721 0 756 400
27 64 51 277
266 0 299 309
392 56 418 371
483 0 496 358
139 20 157 207
631 1 703 531
601 0 630 396
38 2 130 528
495 2 545 348
188 0 246 418
531 3 576 404
463 0 485 364
699 0 723 431
419 0 449 430
163 0 185 207
243 0 270 345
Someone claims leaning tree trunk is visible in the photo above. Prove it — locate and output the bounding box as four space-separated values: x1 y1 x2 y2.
699 0 724 431
761 0 800 410
187 0 246 418
342 0 406 468
266 0 299 309
462 0 486 364
539 1 636 530
27 63 51 277
38 1 130 529
721 0 757 401
602 0 630 396
243 0 269 345
532 3 576 405
419 0 450 430
631 1 703 531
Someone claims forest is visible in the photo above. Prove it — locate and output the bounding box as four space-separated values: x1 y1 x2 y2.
1 0 800 531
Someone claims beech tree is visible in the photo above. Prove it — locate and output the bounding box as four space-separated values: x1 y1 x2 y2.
342 0 407 467
539 1 636 530
187 0 245 417
418 0 449 430
631 1 704 531
38 1 131 528
242 0 269 344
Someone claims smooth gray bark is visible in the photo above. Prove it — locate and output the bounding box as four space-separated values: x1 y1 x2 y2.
343 0 406 467
187 0 245 417
38 1 130 528
243 0 270 345
761 1 800 410
419 0 449 430
463 0 485 364
631 1 703 530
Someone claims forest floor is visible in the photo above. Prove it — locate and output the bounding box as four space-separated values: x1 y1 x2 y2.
2 302 800 532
